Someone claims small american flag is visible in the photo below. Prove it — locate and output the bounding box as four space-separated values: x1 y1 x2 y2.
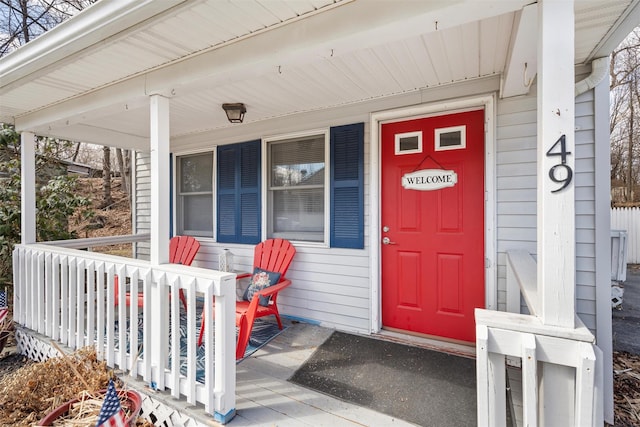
95 380 126 427
0 290 8 325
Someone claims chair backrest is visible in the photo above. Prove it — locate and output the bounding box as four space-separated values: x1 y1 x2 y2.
253 238 296 278
169 235 201 266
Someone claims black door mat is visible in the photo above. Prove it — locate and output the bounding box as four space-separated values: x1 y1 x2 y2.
289 331 477 426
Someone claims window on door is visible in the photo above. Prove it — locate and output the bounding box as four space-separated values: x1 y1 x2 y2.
176 151 214 237
267 132 327 243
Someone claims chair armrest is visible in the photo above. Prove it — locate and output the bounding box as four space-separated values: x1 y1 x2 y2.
256 278 291 298
236 272 252 280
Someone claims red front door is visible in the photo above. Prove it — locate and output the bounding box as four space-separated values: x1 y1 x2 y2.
381 109 485 343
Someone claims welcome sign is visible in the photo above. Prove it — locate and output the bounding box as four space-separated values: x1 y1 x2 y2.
402 169 457 191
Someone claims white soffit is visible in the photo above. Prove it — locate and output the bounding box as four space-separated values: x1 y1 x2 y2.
0 0 636 147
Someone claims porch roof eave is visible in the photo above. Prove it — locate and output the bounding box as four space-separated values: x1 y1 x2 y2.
2 0 532 148
0 0 636 150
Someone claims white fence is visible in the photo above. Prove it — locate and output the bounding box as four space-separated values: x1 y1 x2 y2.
611 207 640 264
12 241 238 423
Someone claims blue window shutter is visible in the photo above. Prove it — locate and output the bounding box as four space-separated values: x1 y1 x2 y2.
330 123 364 249
217 140 261 244
239 142 260 243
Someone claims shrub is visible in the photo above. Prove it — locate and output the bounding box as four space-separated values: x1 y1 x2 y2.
0 126 93 284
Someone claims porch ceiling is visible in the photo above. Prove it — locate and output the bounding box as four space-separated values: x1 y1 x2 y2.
0 0 637 150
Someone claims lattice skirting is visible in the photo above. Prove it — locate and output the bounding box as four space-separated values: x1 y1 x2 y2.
14 327 208 427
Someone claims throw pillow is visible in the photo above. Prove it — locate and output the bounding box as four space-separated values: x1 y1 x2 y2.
243 267 282 306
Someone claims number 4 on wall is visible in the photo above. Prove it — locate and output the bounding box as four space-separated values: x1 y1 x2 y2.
546 134 573 193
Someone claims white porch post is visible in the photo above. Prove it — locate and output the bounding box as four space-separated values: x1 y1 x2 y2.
21 132 36 244
537 1 577 425
150 94 170 265
149 94 170 388
537 0 575 328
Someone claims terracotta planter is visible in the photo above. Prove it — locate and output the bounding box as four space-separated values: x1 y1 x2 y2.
38 389 142 426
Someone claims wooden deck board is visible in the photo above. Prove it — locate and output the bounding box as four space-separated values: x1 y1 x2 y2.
231 321 416 426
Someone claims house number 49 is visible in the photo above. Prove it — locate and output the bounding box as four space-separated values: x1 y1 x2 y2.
546 134 573 193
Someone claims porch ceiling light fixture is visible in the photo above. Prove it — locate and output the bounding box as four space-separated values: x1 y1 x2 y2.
222 103 246 123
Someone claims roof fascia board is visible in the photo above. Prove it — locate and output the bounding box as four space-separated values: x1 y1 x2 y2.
0 0 188 89
587 0 640 61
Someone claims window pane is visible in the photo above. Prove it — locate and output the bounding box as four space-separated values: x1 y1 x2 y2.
177 151 213 238
180 153 213 193
268 134 326 242
271 188 324 242
439 131 462 147
270 136 324 187
180 194 213 237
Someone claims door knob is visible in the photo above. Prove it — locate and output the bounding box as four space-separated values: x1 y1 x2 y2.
382 237 396 245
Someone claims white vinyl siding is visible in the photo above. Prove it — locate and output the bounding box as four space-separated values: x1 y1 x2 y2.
134 151 151 261
495 72 598 331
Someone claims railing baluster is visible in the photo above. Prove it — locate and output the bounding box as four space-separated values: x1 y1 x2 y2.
76 259 86 350
68 258 77 347
37 252 45 334
476 325 490 427
522 333 538 426
575 343 596 427
28 248 35 329
86 261 95 348
60 256 69 344
186 277 197 405
129 269 139 377
45 252 53 337
96 262 105 360
142 269 152 383
106 264 115 366
51 254 60 341
117 264 127 370
170 275 181 398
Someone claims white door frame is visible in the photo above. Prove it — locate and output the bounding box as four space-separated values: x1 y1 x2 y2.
369 93 497 334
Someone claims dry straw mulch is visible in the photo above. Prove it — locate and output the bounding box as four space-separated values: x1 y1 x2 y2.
614 351 640 426
0 346 118 426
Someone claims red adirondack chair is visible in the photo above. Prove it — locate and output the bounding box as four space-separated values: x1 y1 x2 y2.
197 238 296 359
114 235 201 309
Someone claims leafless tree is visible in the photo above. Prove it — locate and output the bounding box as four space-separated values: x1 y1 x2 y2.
0 1 131 210
0 0 97 57
610 28 640 203
101 145 113 209
115 148 131 200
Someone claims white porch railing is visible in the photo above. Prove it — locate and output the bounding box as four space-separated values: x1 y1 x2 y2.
475 250 602 427
12 239 237 424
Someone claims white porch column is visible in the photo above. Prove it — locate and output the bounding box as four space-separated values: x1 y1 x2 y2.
150 95 171 264
536 0 575 329
21 132 36 244
149 94 170 388
537 2 577 426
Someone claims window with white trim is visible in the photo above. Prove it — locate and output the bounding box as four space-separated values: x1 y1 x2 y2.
267 132 328 243
176 152 213 237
